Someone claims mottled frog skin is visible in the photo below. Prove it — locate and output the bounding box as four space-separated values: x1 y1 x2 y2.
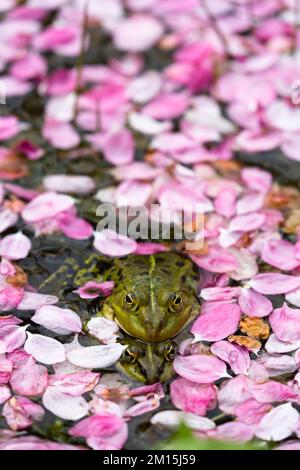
102 253 200 343
116 337 178 384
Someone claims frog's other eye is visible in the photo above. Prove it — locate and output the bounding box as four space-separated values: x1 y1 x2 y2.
124 292 136 308
122 347 137 364
164 343 177 362
169 292 183 312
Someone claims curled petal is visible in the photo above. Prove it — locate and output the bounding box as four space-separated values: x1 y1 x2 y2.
173 354 230 384
42 386 88 420
255 403 299 441
67 343 126 369
210 341 250 375
31 305 82 335
24 333 66 364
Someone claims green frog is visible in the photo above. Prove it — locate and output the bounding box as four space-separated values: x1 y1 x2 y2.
116 337 178 384
38 251 200 343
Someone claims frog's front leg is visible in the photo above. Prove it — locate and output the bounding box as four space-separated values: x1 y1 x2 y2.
97 302 115 321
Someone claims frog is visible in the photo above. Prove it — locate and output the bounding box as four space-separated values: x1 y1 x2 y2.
37 248 200 343
101 252 200 343
116 337 178 384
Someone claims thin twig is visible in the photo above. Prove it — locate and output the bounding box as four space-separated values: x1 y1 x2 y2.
201 0 232 58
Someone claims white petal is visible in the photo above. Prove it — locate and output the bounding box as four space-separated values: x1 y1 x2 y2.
31 305 82 335
43 386 88 420
67 343 126 369
24 333 66 364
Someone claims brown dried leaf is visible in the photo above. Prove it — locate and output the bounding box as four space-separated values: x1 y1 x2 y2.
239 316 270 340
228 335 261 352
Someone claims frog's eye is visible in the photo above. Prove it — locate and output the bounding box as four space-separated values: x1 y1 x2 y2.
164 343 177 362
124 292 136 307
122 347 137 364
169 292 183 312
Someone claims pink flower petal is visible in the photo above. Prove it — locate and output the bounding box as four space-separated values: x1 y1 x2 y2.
115 180 152 207
24 333 66 364
67 343 126 369
210 341 250 375
238 288 273 317
261 239 300 271
229 212 266 232
10 358 48 396
124 395 161 418
0 231 31 260
200 287 240 302
113 15 163 52
0 208 18 233
134 242 167 255
22 192 75 223
0 356 12 384
259 354 297 376
93 229 137 257
236 191 265 215
0 284 24 311
241 167 272 193
286 287 300 307
234 399 271 425
191 301 241 342
250 273 300 295
143 93 187 120
265 334 300 354
0 384 11 404
173 354 230 384
211 421 255 443
3 396 44 431
269 303 300 342
49 371 100 396
43 119 80 149
102 130 134 165
170 378 216 416
42 386 88 420
43 175 95 195
17 291 58 310
0 325 27 354
57 213 93 240
255 403 299 441
75 280 114 299
0 116 19 140
191 247 238 273
249 380 298 403
31 305 82 335
228 248 258 281
218 375 252 414
282 133 300 162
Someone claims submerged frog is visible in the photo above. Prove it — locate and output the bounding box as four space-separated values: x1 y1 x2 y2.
38 250 200 343
116 337 178 384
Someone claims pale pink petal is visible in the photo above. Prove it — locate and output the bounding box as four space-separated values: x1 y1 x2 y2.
102 130 134 165
124 395 161 417
241 167 272 193
269 303 300 342
0 116 19 141
93 229 137 257
128 70 162 104
235 399 271 425
49 371 100 396
191 301 241 342
286 287 300 307
259 354 297 376
0 356 12 384
17 291 58 310
170 378 216 416
42 386 88 420
250 273 300 295
228 248 258 281
261 239 299 271
236 129 281 153
3 396 44 431
24 333 66 364
238 288 273 317
282 133 300 162
265 100 300 132
0 231 31 260
151 132 196 153
67 343 126 369
31 305 82 335
218 375 253 414
10 358 48 396
173 354 230 384
22 192 75 223
229 212 266 232
211 421 254 443
200 287 240 302
128 112 171 135
87 318 119 344
143 93 187 120
214 188 236 218
210 341 250 375
74 280 114 299
87 422 128 450
43 119 79 149
0 325 27 354
113 15 163 52
0 208 18 233
0 436 84 451
151 410 216 431
115 180 152 207
190 247 238 273
43 175 95 195
276 441 300 451
265 334 300 354
255 403 299 441
0 284 24 311
0 384 11 404
236 191 265 215
134 242 167 255
250 380 298 403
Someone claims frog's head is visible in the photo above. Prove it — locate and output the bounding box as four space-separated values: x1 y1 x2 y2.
105 281 200 342
116 338 177 384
